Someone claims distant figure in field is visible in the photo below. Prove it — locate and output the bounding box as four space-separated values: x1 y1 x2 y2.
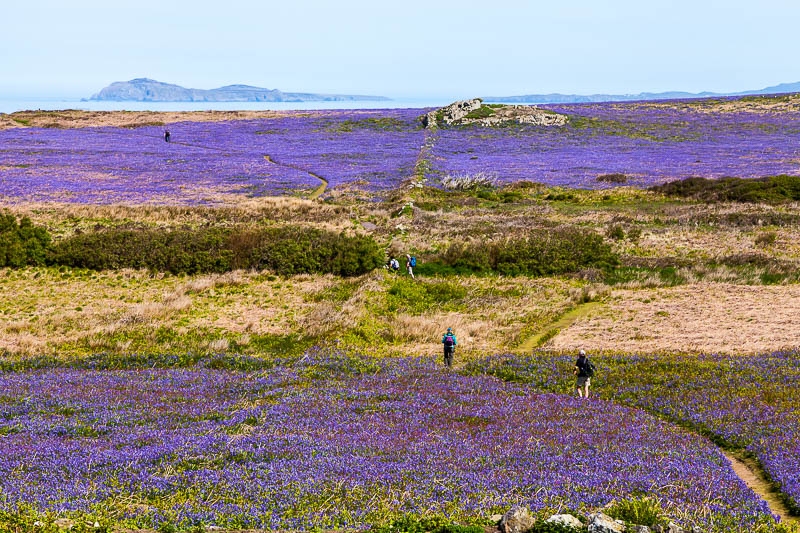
389 257 400 273
573 349 595 398
164 129 171 143
406 254 416 279
442 327 457 368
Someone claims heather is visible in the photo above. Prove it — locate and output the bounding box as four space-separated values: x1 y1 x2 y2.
0 352 777 531
465 350 800 516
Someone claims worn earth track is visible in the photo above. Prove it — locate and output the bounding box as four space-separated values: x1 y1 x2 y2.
724 451 797 525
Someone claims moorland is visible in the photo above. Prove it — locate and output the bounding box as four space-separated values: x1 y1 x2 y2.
1 95 799 532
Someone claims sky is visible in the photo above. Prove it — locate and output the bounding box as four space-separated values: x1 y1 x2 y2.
2 0 799 99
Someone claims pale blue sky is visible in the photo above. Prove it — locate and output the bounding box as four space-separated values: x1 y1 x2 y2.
2 0 799 99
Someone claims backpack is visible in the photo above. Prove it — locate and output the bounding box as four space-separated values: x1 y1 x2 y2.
444 335 455 348
584 359 596 377
410 256 417 267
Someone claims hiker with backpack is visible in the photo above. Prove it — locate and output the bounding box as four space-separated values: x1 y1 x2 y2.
573 349 595 398
442 327 457 368
389 257 400 273
406 254 416 279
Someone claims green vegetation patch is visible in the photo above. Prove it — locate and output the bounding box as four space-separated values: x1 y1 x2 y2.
651 175 800 203
48 225 384 276
0 212 51 267
426 228 618 277
328 117 409 132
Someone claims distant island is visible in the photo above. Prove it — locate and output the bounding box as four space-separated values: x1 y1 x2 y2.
482 81 800 104
88 78 390 102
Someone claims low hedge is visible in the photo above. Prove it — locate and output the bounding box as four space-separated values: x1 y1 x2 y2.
430 228 618 276
48 225 384 276
651 175 800 203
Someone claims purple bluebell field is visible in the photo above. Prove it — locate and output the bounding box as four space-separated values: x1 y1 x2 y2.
430 101 800 188
470 350 800 520
0 353 775 530
0 110 425 204
2 98 799 204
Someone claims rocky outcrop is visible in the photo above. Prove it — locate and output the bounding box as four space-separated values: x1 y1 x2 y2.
89 78 389 102
546 514 584 528
422 99 568 129
499 505 536 533
588 512 627 533
491 506 696 533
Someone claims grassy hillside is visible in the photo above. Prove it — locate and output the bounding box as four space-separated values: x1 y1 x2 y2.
2 184 799 360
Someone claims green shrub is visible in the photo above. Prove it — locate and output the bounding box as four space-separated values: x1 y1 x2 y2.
606 224 626 241
651 175 800 203
433 228 618 276
604 496 665 528
754 231 777 246
372 514 483 533
0 213 51 267
48 226 384 276
597 173 628 184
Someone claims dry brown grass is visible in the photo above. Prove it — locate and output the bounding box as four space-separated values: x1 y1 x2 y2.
0 265 580 358
548 283 800 354
0 199 357 238
0 109 288 131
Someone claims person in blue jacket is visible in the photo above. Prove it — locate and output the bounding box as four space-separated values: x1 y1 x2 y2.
442 327 457 368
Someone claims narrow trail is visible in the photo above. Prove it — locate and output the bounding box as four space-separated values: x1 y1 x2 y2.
517 302 602 352
263 155 328 199
724 451 797 525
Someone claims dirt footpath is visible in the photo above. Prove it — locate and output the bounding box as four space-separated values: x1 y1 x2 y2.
549 283 800 354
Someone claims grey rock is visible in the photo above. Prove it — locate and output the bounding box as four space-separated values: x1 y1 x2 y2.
546 513 583 529
588 512 626 533
500 505 536 533
666 523 684 533
630 526 651 533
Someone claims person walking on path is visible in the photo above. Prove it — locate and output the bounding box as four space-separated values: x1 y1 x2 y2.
442 327 457 368
164 129 171 143
406 254 416 279
573 349 594 398
389 257 400 273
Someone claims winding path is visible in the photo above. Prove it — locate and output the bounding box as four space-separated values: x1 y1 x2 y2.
518 302 798 525
263 155 328 199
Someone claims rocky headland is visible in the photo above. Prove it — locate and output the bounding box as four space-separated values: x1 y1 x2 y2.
88 78 390 102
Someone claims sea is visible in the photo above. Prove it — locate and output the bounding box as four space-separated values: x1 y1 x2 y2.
0 97 458 114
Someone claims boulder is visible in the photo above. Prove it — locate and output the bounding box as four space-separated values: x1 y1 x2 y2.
546 513 584 529
630 526 651 533
588 512 626 533
666 523 684 533
500 505 536 533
